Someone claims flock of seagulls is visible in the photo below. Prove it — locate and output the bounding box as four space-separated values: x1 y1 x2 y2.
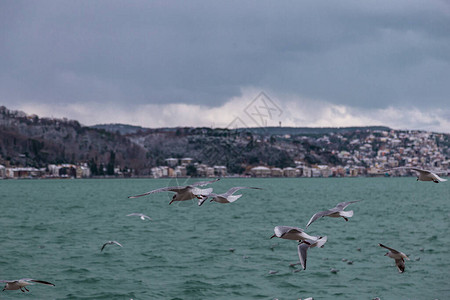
1 166 446 295
268 166 446 275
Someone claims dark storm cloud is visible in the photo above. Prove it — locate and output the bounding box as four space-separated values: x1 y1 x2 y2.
1 0 449 111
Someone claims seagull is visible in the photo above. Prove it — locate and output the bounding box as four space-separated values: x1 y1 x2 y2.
1 279 55 292
128 178 219 204
306 200 360 228
379 243 410 273
297 236 328 270
126 213 152 221
101 241 123 252
270 226 320 242
385 167 447 183
408 167 447 183
198 186 262 206
330 268 339 274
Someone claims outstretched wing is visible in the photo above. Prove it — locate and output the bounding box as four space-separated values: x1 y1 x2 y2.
305 210 335 228
395 259 405 273
335 200 360 210
112 241 123 247
128 186 185 199
100 243 108 252
430 173 447 182
297 243 310 270
190 178 220 187
222 186 262 197
21 279 55 286
378 243 400 254
410 167 430 174
274 226 303 238
191 187 213 196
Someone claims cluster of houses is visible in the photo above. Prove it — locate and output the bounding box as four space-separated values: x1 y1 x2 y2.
0 164 91 179
249 164 363 178
151 158 227 178
2 130 449 179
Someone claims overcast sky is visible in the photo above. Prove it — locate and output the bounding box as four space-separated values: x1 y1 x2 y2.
1 0 449 132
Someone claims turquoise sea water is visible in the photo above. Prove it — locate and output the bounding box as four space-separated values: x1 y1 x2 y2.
0 177 449 300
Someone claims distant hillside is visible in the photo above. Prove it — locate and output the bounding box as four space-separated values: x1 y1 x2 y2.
233 126 392 136
91 123 148 135
2 106 448 177
91 123 392 136
0 106 149 175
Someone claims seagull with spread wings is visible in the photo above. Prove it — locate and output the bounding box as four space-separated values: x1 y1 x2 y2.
128 178 219 204
198 186 262 206
384 167 447 183
101 240 123 252
379 243 410 273
1 278 55 292
126 213 152 221
306 200 360 228
297 236 328 270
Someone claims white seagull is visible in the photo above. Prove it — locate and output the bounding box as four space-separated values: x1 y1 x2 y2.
297 236 328 270
101 241 123 252
408 167 447 183
198 186 262 206
126 213 152 221
128 179 219 204
1 278 55 292
379 243 410 273
306 200 360 228
270 226 320 242
386 167 447 183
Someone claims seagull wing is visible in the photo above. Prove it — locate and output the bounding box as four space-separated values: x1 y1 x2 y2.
190 178 220 187
335 200 360 210
127 213 140 217
297 243 310 270
112 241 123 247
430 172 447 182
191 187 213 196
128 186 186 198
274 226 303 238
21 279 55 286
306 209 335 228
395 258 405 273
378 243 400 254
226 194 242 203
410 167 430 174
222 186 262 197
100 243 109 252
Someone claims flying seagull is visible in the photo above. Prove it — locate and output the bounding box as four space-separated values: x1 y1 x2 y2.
198 186 262 206
128 179 219 204
101 241 123 252
127 213 152 221
1 279 55 292
270 226 320 242
297 236 328 270
407 167 447 183
306 200 360 228
385 167 447 183
379 243 410 273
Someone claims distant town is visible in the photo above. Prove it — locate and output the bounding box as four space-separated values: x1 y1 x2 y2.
1 128 449 180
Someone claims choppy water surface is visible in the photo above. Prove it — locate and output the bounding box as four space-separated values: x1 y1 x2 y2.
0 177 449 299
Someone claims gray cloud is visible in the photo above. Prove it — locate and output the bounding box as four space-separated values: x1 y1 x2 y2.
0 0 449 128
